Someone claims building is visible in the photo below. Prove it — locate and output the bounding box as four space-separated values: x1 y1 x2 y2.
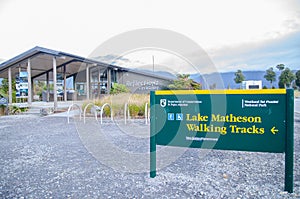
0 46 174 110
242 80 262 90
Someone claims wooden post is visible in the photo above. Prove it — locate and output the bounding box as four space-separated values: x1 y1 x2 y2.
64 65 67 102
86 64 90 100
46 72 50 102
107 68 111 93
27 59 32 105
53 57 57 111
8 67 12 104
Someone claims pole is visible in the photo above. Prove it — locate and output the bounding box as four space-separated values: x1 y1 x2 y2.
284 89 294 193
150 91 156 178
152 55 154 72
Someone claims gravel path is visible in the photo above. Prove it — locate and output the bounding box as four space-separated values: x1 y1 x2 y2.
0 113 299 198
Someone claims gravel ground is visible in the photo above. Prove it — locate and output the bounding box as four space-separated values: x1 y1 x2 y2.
0 112 299 198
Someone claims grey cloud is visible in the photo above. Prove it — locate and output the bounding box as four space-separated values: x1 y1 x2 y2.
208 31 300 72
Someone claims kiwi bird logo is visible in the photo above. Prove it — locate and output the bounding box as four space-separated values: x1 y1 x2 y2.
160 99 167 107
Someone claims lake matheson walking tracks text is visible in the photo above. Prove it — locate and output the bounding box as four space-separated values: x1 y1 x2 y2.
185 113 264 135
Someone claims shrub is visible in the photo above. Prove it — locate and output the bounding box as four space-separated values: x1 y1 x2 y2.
102 105 112 117
110 83 130 95
129 104 140 117
8 105 25 115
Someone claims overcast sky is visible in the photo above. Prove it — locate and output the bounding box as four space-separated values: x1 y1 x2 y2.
0 0 299 74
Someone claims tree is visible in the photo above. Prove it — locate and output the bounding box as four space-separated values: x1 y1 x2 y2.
278 68 296 88
276 64 285 71
0 78 9 94
264 67 276 88
168 74 201 90
0 78 17 95
0 78 17 102
209 83 217 90
234 70 245 88
34 80 46 97
296 70 300 89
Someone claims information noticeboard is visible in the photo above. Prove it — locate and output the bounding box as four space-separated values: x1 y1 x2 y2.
150 89 294 193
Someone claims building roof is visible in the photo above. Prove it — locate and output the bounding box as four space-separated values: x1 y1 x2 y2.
0 46 123 80
0 46 174 81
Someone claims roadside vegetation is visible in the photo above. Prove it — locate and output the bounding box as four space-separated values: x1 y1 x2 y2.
1 64 300 116
234 64 299 91
168 74 202 90
82 93 149 118
82 74 200 118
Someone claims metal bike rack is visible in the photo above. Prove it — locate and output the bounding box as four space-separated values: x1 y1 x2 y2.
67 103 82 124
100 103 113 124
83 102 98 124
145 103 149 125
124 103 130 124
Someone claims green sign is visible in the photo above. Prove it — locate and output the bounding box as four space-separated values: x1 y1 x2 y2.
150 89 294 193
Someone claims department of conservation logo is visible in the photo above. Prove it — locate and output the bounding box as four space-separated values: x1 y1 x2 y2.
160 99 167 107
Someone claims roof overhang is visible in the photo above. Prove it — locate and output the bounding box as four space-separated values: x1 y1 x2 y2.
0 46 125 80
0 46 175 82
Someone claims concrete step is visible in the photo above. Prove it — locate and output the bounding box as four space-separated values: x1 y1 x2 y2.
22 107 42 115
18 101 84 116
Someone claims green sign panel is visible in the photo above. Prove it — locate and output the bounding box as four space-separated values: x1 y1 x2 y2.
150 89 294 193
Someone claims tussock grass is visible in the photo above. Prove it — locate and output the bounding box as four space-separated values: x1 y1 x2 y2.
82 93 150 118
295 90 300 98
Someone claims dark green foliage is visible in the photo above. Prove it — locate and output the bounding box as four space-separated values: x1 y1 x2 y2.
128 103 146 117
0 78 17 102
234 70 245 87
295 70 300 89
276 64 285 71
168 74 201 90
278 68 296 88
264 67 276 87
110 83 130 94
1 78 16 94
278 81 285 89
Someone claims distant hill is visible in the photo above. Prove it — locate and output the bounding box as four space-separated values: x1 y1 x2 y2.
153 70 284 89
147 70 297 89
132 68 176 79
191 71 283 89
90 55 296 89
196 70 298 89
